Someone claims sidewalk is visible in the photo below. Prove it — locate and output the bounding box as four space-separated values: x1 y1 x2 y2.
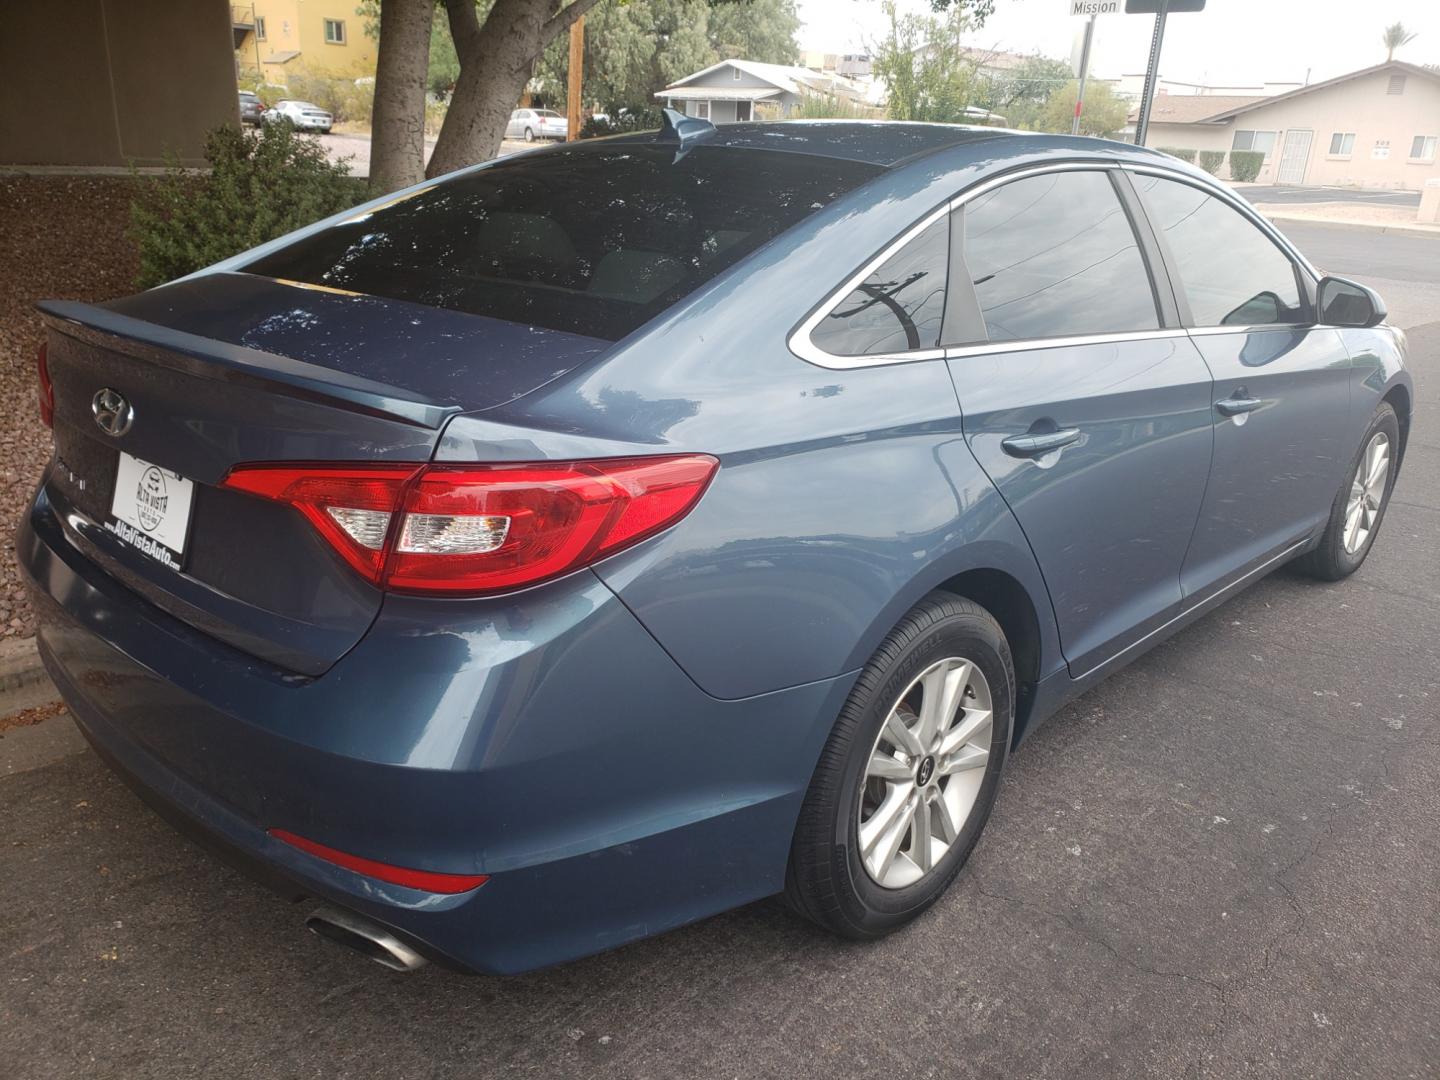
1254 201 1440 238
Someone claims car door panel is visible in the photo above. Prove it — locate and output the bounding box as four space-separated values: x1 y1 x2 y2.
1179 327 1351 594
954 335 1215 675
1124 170 1354 598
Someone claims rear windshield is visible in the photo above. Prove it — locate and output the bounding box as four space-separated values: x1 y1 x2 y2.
244 144 883 341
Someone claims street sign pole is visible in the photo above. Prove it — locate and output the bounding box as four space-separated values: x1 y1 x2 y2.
1133 0 1169 145
1071 13 1098 135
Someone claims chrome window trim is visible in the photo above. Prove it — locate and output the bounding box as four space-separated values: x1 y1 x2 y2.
788 161 1122 371
1186 323 1309 337
945 327 1188 360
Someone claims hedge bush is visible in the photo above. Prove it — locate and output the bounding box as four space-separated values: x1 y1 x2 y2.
1229 149 1264 182
1197 149 1226 176
1157 146 1198 164
131 123 363 289
581 106 663 139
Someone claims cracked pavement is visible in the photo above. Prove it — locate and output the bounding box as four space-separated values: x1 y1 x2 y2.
1 223 1437 1079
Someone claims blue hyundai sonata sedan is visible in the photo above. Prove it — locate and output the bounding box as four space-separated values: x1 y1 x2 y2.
19 116 1413 974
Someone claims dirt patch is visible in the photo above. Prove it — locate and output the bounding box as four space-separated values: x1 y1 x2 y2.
0 176 141 639
0 699 66 734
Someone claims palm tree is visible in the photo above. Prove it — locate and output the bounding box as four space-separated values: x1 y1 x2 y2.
1382 22 1417 62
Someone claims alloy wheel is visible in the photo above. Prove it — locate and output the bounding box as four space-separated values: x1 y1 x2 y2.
1343 431 1391 554
858 656 994 889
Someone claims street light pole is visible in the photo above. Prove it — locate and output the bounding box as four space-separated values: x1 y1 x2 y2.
1071 13 1097 136
1133 0 1168 145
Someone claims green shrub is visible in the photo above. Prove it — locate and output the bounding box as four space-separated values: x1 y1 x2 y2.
130 123 363 288
1197 149 1225 176
1229 149 1264 182
791 91 871 120
1157 146 1198 164
580 106 663 139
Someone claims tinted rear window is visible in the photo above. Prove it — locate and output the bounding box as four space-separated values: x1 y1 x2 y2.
245 144 883 341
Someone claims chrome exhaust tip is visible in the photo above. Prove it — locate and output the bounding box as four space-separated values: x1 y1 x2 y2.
305 907 428 972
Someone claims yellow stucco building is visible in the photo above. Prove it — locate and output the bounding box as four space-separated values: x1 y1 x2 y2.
232 1 375 85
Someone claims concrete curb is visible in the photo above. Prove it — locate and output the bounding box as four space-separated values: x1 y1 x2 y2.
0 637 47 693
1259 212 1440 240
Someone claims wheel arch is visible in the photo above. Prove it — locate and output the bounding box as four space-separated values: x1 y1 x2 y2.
1382 382 1411 467
932 568 1045 745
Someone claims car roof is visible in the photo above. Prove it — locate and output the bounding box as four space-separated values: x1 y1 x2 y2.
602 120 1176 170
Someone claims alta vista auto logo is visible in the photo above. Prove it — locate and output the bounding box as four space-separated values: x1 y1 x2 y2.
136 466 169 532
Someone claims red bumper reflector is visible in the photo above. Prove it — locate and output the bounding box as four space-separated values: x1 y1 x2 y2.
268 828 489 894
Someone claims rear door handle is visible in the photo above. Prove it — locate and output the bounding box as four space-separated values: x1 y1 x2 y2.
1001 428 1082 458
1216 393 1263 417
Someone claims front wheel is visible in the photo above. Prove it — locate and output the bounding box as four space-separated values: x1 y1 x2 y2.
1297 402 1400 581
524 127 535 142
785 593 1013 938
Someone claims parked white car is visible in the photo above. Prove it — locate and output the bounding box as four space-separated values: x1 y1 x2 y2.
505 108 568 142
263 100 333 134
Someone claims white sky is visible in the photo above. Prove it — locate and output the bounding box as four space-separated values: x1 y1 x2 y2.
796 0 1440 86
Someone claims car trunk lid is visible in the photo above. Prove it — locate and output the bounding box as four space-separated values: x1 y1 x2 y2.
37 274 610 675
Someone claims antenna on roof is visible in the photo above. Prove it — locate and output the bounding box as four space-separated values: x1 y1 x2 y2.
657 107 716 160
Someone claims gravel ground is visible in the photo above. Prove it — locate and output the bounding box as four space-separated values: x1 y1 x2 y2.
0 177 140 639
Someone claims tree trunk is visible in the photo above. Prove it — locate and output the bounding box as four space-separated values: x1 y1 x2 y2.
427 0 602 178
369 0 434 194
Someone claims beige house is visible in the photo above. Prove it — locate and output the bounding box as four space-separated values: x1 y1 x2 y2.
1132 61 1440 190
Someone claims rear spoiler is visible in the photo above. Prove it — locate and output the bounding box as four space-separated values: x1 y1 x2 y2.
38 301 460 431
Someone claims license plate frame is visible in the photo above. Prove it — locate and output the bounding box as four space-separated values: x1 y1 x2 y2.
106 452 195 570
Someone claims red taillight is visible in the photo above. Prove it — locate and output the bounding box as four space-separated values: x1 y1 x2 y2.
268 828 489 893
221 455 717 596
37 342 54 428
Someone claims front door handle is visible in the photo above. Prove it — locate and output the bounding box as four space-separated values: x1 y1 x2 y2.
1216 393 1263 417
1001 428 1082 458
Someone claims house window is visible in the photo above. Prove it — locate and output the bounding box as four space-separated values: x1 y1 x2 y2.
255 15 266 40
1387 74 1406 95
1410 135 1438 161
324 18 346 44
732 66 742 80
1231 129 1277 163
693 100 710 120
735 100 752 122
1328 132 1355 156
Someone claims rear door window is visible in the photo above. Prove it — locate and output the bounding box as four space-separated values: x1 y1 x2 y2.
1131 174 1306 327
809 216 949 357
952 170 1160 344
245 145 883 342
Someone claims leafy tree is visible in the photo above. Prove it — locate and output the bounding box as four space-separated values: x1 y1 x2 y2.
1037 79 1128 138
873 1 980 123
1382 21 1417 61
708 0 800 63
535 0 799 116
972 53 1072 129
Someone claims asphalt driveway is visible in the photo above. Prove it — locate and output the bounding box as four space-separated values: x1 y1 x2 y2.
1 223 1436 1080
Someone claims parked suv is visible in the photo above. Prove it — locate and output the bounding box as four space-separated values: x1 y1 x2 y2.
238 90 265 127
20 118 1412 976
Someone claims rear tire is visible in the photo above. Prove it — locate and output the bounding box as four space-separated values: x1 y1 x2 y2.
1296 402 1399 581
784 593 1013 939
524 127 535 142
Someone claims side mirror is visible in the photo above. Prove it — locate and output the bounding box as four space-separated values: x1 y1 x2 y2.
1317 276 1387 328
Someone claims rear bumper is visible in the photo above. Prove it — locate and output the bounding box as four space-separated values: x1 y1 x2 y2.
19 488 855 973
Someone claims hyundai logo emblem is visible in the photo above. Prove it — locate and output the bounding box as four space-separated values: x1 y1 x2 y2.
92 388 134 437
